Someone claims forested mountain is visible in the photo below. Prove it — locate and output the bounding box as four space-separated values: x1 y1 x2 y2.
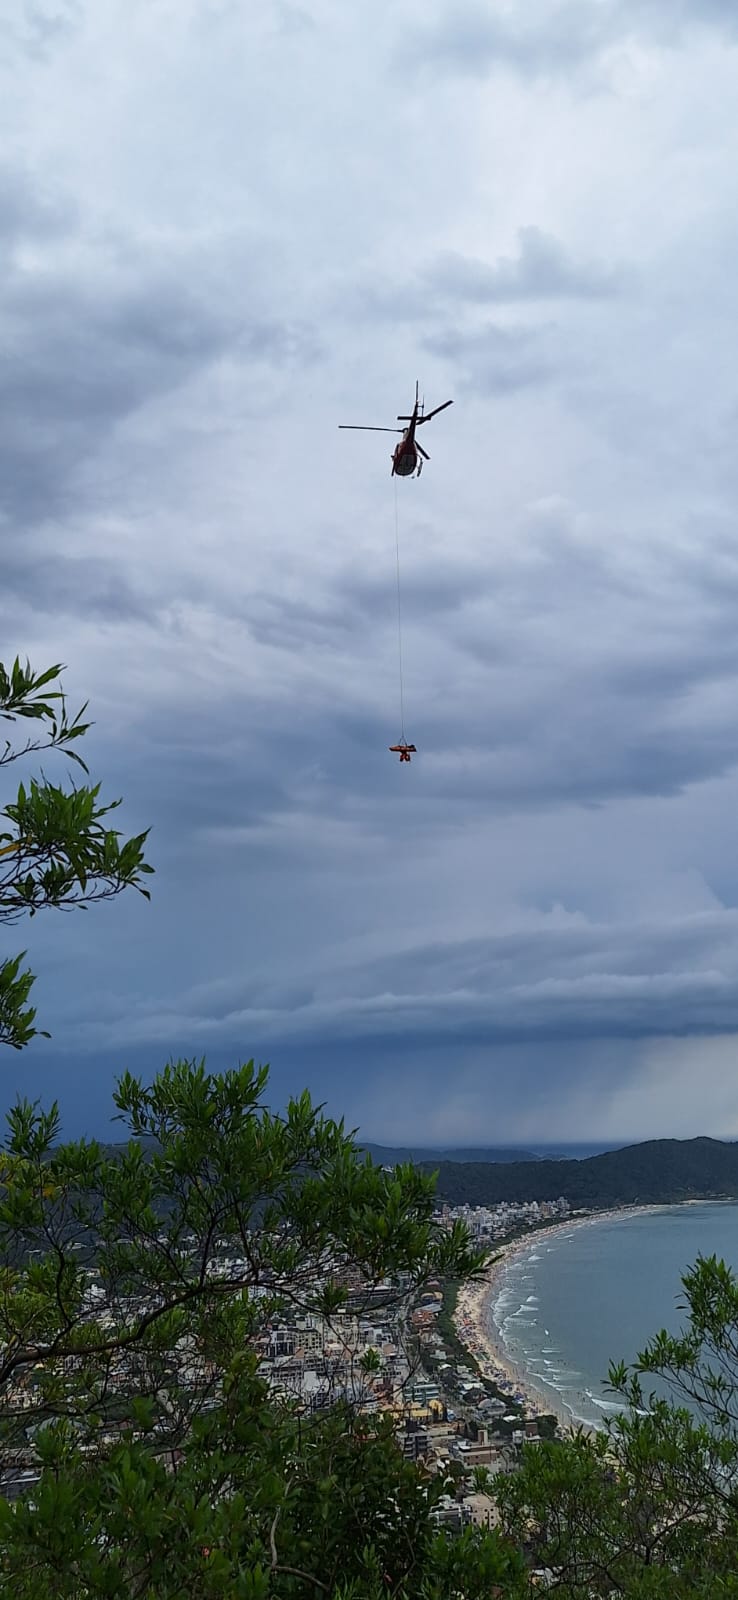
361 1142 540 1165
424 1136 738 1208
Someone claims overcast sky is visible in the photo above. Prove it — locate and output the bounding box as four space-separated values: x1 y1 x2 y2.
4 0 738 1145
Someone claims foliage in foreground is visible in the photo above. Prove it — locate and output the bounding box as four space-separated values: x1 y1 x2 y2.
0 657 153 1048
499 1252 738 1596
2 1060 738 1594
0 1058 525 1596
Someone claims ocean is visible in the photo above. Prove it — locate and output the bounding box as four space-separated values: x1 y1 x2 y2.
490 1202 738 1429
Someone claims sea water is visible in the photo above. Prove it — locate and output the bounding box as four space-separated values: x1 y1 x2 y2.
490 1202 738 1429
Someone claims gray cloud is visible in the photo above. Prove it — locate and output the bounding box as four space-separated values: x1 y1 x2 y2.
411 6 607 79
425 230 626 304
0 234 321 529
1 556 150 625
413 1 738 80
0 165 72 248
0 274 232 523
425 321 558 394
344 913 738 1042
38 901 738 1084
6 1 83 64
273 1 316 35
344 230 623 334
10 500 738 835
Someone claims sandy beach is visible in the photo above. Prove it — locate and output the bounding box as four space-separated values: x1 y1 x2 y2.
453 1207 670 1434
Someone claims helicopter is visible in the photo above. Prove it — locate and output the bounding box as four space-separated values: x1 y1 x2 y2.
339 382 453 478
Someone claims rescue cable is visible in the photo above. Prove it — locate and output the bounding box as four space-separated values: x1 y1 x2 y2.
394 477 405 744
388 480 417 763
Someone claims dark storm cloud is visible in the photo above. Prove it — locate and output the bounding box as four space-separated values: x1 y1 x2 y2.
404 719 738 817
413 0 738 80
55 904 738 1057
93 703 298 842
158 513 734 831
415 582 738 809
352 914 738 1037
9 490 738 847
0 1032 668 1147
425 231 625 304
79 510 738 853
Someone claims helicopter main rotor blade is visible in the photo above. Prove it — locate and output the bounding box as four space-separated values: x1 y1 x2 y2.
417 442 430 461
338 425 404 432
416 399 453 425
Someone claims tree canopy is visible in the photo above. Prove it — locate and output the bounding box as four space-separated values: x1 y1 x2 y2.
0 1057 526 1597
0 657 153 1049
498 1253 738 1596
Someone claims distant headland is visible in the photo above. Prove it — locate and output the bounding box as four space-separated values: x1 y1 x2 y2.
368 1136 738 1210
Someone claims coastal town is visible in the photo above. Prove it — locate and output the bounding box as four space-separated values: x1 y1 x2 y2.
0 1193 578 1530
258 1193 583 1538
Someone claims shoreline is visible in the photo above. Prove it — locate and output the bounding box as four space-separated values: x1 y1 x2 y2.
453 1204 672 1435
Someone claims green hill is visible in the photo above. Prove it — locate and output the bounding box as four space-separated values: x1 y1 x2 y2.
425 1136 738 1208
